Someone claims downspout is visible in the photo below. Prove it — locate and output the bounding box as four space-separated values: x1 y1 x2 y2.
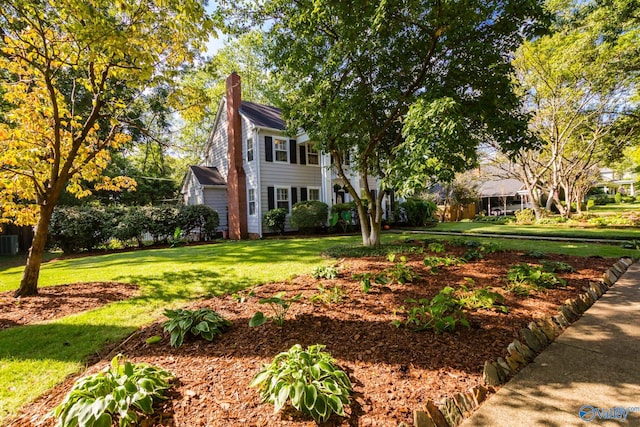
254 126 263 237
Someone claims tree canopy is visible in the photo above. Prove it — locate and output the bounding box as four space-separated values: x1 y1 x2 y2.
0 0 214 296
220 0 546 245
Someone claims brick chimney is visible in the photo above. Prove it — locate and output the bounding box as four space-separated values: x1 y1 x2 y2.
226 72 248 240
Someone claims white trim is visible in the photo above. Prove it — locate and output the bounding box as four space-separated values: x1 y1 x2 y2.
273 137 289 163
275 186 291 212
306 143 320 166
254 128 263 236
248 188 257 216
307 186 321 201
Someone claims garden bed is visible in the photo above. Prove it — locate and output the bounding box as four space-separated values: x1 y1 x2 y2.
7 243 614 426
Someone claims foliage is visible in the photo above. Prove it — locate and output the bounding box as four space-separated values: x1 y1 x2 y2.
423 255 463 274
506 263 566 292
249 292 302 327
53 354 174 427
224 0 546 247
309 285 345 305
428 242 446 253
615 192 623 204
178 205 220 240
311 266 339 280
385 254 418 284
162 308 231 348
515 209 536 225
462 249 484 262
455 281 508 313
291 201 329 232
329 203 355 233
48 206 112 253
394 287 470 334
621 240 640 250
398 198 437 226
352 272 389 294
263 208 288 235
250 344 352 423
541 260 575 273
524 249 546 259
0 0 214 296
323 243 423 258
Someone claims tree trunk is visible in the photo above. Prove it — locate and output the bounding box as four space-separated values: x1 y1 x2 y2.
14 204 55 297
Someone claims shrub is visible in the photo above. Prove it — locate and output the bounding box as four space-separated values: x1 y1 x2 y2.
249 292 302 327
48 205 112 253
427 242 446 253
113 206 148 247
615 192 623 204
178 204 219 240
162 308 231 347
263 208 288 235
53 354 173 427
311 265 339 280
398 198 437 226
541 260 575 273
250 344 352 423
144 205 180 243
515 208 535 224
586 199 595 211
455 281 508 313
291 201 329 232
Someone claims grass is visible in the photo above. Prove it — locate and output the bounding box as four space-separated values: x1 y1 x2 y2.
430 221 640 240
0 236 364 422
588 202 640 215
0 231 636 422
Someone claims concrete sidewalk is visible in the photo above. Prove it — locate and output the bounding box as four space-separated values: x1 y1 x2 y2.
461 261 640 427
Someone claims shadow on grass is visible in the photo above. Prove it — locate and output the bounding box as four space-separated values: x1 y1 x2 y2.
0 323 135 362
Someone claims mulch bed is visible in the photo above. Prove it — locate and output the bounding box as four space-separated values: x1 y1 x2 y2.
5 244 614 427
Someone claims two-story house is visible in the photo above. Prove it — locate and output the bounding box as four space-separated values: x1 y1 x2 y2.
181 72 388 239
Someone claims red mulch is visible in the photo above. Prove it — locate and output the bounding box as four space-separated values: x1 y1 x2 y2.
5 245 614 427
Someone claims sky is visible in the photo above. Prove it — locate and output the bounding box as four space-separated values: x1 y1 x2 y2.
204 2 226 56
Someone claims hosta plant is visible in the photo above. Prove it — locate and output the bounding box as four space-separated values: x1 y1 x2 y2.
250 344 352 423
163 308 231 347
455 280 509 313
249 292 302 327
311 265 339 280
53 354 173 427
394 286 470 333
507 263 566 291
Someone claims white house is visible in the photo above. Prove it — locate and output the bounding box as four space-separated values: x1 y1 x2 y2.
181 72 389 238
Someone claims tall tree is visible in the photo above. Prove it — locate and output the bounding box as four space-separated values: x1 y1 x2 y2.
0 0 213 296
502 0 639 217
221 0 545 246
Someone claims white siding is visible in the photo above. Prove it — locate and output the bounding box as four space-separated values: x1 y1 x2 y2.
257 130 324 232
207 105 229 178
203 187 228 229
241 116 261 235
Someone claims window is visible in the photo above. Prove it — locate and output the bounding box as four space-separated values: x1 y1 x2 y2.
307 144 319 165
248 188 256 215
247 138 254 162
308 188 321 201
276 187 290 211
274 138 288 162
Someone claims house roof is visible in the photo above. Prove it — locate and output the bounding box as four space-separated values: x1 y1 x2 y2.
239 101 286 130
189 166 226 186
478 178 525 198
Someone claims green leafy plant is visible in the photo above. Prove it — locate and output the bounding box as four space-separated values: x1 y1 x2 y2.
462 248 484 262
309 284 345 305
162 308 232 347
53 354 174 427
541 260 575 273
291 201 329 232
353 272 389 293
524 249 546 259
514 208 535 224
506 263 566 291
231 288 255 303
455 280 508 313
311 265 339 280
168 227 186 248
264 208 288 235
621 239 640 250
249 292 302 327
386 257 418 284
427 242 446 253
423 255 462 269
250 344 352 423
394 287 470 333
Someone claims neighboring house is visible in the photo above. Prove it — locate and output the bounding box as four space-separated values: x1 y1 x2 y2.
181 72 388 238
597 167 637 196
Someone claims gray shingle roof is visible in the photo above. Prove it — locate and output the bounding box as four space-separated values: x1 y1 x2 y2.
239 101 286 130
189 166 226 186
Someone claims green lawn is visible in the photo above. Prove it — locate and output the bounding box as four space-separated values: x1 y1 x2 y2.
588 202 640 215
0 232 636 423
430 221 640 240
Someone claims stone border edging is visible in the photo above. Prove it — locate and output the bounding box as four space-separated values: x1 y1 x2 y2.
412 257 634 427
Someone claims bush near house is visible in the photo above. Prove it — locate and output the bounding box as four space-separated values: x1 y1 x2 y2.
290 201 329 233
48 204 219 253
263 208 288 235
398 198 437 226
